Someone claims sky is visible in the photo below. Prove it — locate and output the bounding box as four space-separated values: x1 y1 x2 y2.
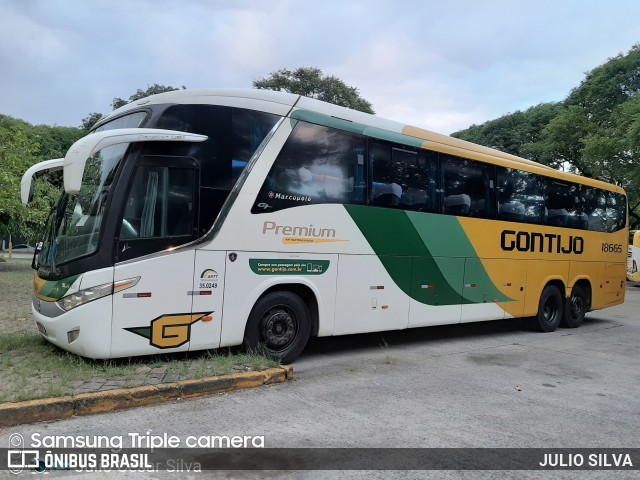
1 0 639 135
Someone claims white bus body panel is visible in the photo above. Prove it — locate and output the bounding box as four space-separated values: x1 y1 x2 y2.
33 268 115 359
334 254 409 335
110 250 197 357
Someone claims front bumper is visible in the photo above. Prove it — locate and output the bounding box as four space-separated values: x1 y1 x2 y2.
32 295 113 359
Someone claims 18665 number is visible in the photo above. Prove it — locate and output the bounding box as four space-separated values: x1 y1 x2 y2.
602 243 622 253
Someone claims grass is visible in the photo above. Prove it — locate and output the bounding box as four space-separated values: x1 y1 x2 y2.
0 258 280 403
0 332 279 403
379 336 397 365
0 257 35 335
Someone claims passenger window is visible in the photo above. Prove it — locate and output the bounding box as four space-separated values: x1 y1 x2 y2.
545 179 581 228
606 192 627 232
441 155 494 218
253 121 365 213
582 187 608 232
369 141 437 212
497 168 545 224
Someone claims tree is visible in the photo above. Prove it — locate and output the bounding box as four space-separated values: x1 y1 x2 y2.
452 102 561 161
0 116 61 241
453 44 640 228
81 112 103 132
32 124 84 159
111 84 185 110
539 45 640 226
253 67 375 114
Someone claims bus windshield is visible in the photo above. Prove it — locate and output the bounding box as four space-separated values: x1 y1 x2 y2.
38 144 127 269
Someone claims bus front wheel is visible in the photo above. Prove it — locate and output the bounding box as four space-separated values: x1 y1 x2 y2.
535 285 563 332
244 291 311 364
562 284 587 328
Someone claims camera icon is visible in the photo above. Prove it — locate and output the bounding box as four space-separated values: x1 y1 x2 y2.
8 433 40 475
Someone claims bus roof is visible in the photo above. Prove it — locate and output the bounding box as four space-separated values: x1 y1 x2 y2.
101 88 625 195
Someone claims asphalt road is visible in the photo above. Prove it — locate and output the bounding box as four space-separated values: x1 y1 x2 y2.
2 285 640 479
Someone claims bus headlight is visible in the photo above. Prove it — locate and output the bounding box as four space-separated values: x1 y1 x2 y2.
57 283 113 312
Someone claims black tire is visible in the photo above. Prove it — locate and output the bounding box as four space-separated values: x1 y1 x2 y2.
562 284 588 328
535 285 563 332
244 291 311 364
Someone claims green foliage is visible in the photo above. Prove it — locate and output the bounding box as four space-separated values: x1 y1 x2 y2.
0 118 36 238
452 102 561 161
111 84 185 110
81 112 103 132
253 67 375 114
0 115 79 240
32 124 84 159
453 44 640 228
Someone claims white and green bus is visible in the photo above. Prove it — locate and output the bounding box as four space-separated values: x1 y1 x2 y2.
22 89 628 362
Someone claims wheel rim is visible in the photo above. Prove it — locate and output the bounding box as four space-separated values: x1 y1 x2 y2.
260 305 298 352
570 295 584 319
543 296 559 324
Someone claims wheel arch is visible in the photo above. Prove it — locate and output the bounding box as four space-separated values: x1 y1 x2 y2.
543 277 566 300
568 277 593 311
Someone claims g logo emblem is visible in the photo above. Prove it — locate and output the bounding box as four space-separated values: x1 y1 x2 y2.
150 314 202 348
125 312 211 349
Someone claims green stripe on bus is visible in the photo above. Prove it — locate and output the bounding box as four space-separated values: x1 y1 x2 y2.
343 205 512 305
344 205 464 305
290 110 424 148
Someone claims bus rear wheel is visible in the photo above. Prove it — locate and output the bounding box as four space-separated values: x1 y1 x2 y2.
535 285 563 332
562 284 587 328
244 291 311 364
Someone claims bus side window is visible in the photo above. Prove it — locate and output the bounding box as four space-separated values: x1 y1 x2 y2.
118 156 198 261
369 141 399 206
252 121 365 213
121 165 196 239
368 141 437 212
441 155 494 218
607 192 627 232
497 168 544 224
121 166 164 239
582 187 608 232
545 179 577 228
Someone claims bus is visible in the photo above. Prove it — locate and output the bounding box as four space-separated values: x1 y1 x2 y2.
21 89 628 363
629 230 640 283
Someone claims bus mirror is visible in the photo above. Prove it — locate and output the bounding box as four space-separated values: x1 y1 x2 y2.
63 128 208 195
20 158 64 205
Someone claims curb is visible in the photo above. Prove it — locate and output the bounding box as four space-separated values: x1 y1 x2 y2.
0 366 293 428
